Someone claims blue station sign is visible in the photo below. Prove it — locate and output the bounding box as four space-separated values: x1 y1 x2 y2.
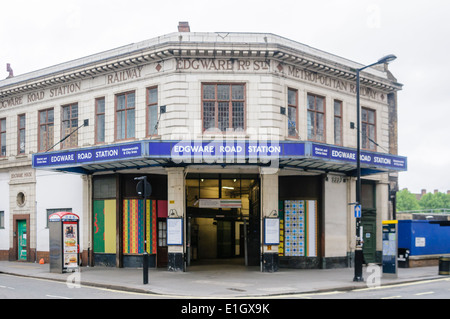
33 143 142 168
32 140 407 173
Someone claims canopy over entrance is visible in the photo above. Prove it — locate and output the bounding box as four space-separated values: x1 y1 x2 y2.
32 140 407 176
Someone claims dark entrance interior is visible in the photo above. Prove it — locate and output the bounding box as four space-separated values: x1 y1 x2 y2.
186 174 260 267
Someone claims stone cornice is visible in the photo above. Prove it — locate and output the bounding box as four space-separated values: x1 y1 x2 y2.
0 32 402 99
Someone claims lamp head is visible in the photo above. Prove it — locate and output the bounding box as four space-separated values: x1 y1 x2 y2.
377 54 397 64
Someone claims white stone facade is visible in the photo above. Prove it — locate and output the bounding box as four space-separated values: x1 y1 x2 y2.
0 30 403 269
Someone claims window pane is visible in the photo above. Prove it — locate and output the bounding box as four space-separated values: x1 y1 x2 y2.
19 130 25 153
362 184 375 209
288 89 297 106
232 85 244 100
117 95 126 110
316 96 324 112
334 101 341 116
19 115 25 129
97 99 105 113
203 102 215 130
307 111 314 140
362 109 368 122
334 117 342 145
40 111 46 124
96 114 105 143
316 113 324 141
362 123 367 149
117 111 125 140
232 102 244 131
48 110 54 123
127 93 135 108
203 85 215 99
217 85 230 100
72 104 78 119
368 125 376 150
148 88 157 104
1 133 5 156
126 109 135 138
288 106 297 136
218 102 229 131
148 105 158 135
0 119 5 131
307 95 315 110
200 179 219 199
368 109 375 124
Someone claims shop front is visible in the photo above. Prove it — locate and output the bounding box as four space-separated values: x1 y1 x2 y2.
32 139 407 271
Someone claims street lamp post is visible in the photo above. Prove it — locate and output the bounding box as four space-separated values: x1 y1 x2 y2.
353 54 397 282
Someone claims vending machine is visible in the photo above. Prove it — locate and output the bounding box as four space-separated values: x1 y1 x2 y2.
49 212 80 273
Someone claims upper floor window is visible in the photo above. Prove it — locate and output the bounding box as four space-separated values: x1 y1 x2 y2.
18 114 26 154
39 108 54 152
116 91 135 140
202 83 245 132
362 107 376 151
0 211 4 229
334 100 343 146
0 118 6 157
288 88 298 137
95 98 105 144
147 87 158 136
307 93 325 142
61 103 78 149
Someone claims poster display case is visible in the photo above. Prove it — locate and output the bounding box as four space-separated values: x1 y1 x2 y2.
49 212 80 273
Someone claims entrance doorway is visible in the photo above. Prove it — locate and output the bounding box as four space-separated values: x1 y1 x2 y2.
361 182 377 264
186 174 260 267
17 220 27 261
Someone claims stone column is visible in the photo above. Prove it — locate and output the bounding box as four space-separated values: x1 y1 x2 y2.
166 167 185 271
260 169 279 272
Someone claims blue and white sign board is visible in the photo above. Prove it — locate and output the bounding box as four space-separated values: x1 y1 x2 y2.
354 205 362 218
32 140 407 174
33 142 142 168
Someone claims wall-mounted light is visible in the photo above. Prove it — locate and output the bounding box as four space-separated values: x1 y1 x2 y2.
169 209 179 217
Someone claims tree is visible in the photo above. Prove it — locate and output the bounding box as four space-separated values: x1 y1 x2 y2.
419 192 450 212
396 189 420 212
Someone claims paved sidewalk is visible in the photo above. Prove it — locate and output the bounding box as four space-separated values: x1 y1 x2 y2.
0 260 444 298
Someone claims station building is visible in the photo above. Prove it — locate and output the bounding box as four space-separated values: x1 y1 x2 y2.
0 23 407 272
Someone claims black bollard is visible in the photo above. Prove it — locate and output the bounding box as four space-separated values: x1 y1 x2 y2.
143 252 149 284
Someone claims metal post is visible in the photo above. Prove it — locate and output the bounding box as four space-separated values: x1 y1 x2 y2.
354 69 364 282
143 176 149 285
351 54 396 282
135 176 149 284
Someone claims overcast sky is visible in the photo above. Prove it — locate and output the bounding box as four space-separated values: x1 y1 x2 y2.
2 0 449 194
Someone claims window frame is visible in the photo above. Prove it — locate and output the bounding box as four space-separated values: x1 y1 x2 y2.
0 211 4 229
146 86 159 137
201 83 246 133
361 107 377 151
287 88 298 138
307 93 326 142
17 114 26 154
95 97 106 144
38 108 54 152
333 100 343 146
115 91 136 141
0 118 6 157
61 103 79 149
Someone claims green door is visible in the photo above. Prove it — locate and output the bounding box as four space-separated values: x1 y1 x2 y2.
361 182 377 264
18 220 27 261
361 211 376 264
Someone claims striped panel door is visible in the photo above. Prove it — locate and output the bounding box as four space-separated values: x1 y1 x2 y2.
93 200 117 254
123 199 157 254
